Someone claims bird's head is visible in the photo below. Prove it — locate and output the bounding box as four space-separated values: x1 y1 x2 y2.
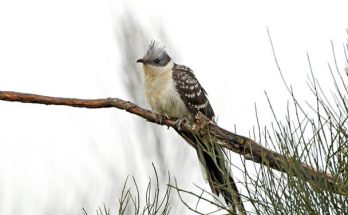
137 40 172 68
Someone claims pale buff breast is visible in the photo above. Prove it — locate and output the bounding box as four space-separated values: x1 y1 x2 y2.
143 62 191 120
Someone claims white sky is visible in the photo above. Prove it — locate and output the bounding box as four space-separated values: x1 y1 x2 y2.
0 0 347 214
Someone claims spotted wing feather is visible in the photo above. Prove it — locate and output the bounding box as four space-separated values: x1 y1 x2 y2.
172 64 215 120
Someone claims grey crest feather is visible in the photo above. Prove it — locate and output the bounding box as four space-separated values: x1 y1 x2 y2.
143 40 171 66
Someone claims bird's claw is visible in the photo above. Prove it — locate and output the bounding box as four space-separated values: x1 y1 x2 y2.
158 115 164 124
175 118 188 131
153 112 168 124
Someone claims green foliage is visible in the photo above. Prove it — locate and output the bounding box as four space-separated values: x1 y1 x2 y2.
239 36 348 214
83 164 172 215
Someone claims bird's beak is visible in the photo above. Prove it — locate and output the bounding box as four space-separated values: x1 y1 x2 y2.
136 58 145 64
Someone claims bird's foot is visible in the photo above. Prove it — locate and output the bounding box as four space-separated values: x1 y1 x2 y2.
152 112 168 124
175 118 189 131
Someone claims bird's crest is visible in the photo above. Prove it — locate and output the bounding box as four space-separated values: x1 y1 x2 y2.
144 40 167 60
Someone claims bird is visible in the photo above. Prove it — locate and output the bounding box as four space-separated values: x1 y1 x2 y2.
137 41 245 213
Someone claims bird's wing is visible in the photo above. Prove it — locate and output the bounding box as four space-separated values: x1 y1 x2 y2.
172 64 245 213
172 64 215 120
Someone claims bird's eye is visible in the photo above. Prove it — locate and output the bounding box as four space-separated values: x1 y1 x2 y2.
154 58 160 64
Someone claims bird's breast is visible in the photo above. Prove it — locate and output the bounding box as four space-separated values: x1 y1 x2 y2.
144 69 190 119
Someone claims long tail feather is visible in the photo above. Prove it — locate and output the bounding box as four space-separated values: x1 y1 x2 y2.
175 129 246 214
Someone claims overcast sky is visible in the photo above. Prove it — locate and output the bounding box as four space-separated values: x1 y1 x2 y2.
0 0 347 214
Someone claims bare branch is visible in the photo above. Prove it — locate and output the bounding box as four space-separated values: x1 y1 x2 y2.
0 90 345 196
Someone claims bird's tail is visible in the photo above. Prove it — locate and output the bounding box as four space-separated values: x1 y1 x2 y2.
176 129 245 214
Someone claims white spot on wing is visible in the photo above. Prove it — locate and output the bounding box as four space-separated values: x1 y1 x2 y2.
197 89 202 96
194 100 209 109
185 93 196 98
189 85 197 90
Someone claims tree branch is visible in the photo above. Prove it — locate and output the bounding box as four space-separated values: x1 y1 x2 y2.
0 91 346 196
